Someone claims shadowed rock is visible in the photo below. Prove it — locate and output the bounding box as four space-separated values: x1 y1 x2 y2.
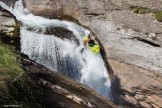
20 56 116 108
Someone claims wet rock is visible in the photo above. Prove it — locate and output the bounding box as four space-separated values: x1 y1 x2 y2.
25 26 79 45
0 7 18 37
44 27 79 45
0 0 17 7
0 7 20 50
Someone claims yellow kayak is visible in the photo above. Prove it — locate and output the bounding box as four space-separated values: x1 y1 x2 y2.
84 36 100 53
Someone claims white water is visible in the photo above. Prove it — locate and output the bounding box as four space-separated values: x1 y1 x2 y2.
0 0 112 100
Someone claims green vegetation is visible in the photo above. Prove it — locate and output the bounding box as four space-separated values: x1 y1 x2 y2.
131 7 138 13
0 16 44 107
131 6 149 14
154 11 162 22
6 76 44 108
0 74 45 108
0 42 23 79
131 6 162 22
138 8 147 14
0 41 44 107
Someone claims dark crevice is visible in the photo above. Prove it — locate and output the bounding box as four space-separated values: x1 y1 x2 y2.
84 13 104 16
0 14 12 17
0 6 17 21
135 37 161 47
0 34 21 50
4 25 15 27
122 37 161 47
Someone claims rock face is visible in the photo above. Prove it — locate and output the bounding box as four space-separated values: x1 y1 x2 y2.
0 7 19 37
0 0 17 7
109 59 162 108
0 7 20 50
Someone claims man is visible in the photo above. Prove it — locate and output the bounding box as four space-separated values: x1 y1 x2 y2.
84 34 95 47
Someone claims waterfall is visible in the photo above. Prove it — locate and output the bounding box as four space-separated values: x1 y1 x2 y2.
21 27 82 80
0 0 113 100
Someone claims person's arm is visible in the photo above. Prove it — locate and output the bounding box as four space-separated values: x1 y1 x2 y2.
84 40 87 46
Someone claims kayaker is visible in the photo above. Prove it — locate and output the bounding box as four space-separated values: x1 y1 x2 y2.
84 34 95 47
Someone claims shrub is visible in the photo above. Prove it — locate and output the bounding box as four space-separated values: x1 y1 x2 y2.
138 8 147 14
154 11 162 22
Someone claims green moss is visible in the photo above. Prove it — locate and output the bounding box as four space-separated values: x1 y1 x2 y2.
131 6 162 22
131 6 148 14
12 23 20 37
132 7 139 13
138 8 147 14
154 11 162 22
0 42 24 79
0 26 45 107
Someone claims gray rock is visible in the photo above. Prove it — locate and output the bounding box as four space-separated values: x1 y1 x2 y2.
0 0 17 7
0 8 16 36
109 59 162 107
106 10 162 33
135 94 144 100
125 95 138 105
108 0 162 10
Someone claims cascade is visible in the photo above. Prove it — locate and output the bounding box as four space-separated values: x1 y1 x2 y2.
0 0 113 100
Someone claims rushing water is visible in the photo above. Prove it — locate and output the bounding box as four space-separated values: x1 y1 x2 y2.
0 0 113 100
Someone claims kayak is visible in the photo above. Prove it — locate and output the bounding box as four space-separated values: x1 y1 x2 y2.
87 41 100 53
84 36 100 53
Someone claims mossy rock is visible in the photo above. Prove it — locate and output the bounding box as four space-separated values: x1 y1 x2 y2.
0 20 20 37
131 7 148 14
132 8 139 13
131 6 162 22
154 11 162 22
138 8 147 14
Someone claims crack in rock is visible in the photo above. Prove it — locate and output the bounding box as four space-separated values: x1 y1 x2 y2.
121 37 161 47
